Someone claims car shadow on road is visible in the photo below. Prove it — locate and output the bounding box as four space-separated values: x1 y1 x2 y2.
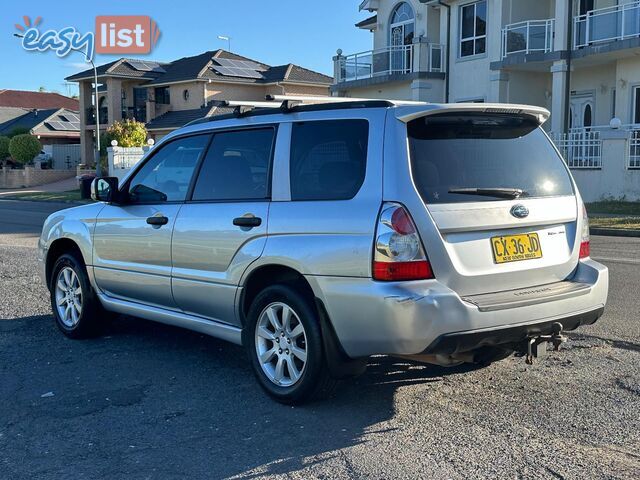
0 313 483 479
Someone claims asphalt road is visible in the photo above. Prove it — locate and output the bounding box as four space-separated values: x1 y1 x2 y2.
0 199 639 479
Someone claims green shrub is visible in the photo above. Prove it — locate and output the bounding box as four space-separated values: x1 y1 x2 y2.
103 119 147 151
0 136 10 163
9 134 42 165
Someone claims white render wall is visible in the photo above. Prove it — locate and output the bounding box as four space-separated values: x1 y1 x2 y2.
354 1 640 125
615 57 640 124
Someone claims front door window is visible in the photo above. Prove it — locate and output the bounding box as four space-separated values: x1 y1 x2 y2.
127 135 210 203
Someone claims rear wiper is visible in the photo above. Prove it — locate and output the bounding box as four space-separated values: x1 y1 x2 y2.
448 187 526 199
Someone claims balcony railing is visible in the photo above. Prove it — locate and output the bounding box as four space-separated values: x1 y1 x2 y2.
335 44 445 83
574 1 640 48
501 19 555 58
85 107 108 126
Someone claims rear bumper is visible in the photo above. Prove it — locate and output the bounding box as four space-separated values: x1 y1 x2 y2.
307 258 608 358
422 306 603 355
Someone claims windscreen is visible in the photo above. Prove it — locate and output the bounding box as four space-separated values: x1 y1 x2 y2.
407 113 574 204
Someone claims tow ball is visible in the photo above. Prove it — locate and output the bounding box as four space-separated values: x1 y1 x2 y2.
524 322 566 365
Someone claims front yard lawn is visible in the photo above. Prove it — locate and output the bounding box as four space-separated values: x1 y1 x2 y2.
586 201 640 216
2 189 89 203
590 216 640 230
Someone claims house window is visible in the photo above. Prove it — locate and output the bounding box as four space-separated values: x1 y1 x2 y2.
634 86 640 125
389 2 415 47
155 87 170 105
460 0 487 58
389 2 415 73
611 89 616 119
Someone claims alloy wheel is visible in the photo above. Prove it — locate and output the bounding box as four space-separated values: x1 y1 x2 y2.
54 266 83 328
255 302 308 387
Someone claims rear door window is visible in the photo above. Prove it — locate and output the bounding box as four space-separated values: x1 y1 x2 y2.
407 113 574 204
191 128 275 201
290 120 368 201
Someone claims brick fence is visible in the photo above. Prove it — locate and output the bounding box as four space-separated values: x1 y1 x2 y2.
0 166 76 189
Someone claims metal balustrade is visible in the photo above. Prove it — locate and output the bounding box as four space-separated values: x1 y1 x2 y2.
629 129 640 169
501 19 555 58
335 44 445 83
551 129 602 169
575 1 640 48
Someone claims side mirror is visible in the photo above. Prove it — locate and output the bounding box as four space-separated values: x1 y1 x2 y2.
91 177 119 203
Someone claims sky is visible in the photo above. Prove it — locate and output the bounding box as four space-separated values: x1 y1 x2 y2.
1 0 373 96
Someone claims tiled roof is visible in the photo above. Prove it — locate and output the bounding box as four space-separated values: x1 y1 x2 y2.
146 51 220 86
145 104 240 131
145 105 216 130
0 107 29 125
0 90 79 110
0 108 80 136
65 59 168 81
285 65 332 84
67 50 331 87
356 14 377 29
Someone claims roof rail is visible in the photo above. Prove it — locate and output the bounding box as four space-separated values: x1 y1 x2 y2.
183 97 399 127
265 94 426 106
221 100 284 117
223 100 282 109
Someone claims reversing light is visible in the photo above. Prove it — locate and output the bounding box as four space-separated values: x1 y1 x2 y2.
373 203 434 281
579 201 590 259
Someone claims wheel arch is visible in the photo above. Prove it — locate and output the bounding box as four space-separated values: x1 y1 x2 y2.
239 263 368 378
45 238 85 288
240 264 315 324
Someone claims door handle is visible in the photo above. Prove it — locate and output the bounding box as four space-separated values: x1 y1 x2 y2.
233 215 262 228
146 215 169 226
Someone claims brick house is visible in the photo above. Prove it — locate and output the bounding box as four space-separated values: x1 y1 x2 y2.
66 49 332 163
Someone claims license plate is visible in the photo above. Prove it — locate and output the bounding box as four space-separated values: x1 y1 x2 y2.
491 233 543 264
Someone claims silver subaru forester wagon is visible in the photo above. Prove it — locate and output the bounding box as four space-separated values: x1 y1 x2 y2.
38 99 609 404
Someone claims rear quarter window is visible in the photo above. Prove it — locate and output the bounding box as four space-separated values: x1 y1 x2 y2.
408 113 574 204
290 120 368 201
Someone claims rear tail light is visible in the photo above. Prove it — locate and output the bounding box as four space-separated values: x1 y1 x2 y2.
373 203 434 281
579 201 590 259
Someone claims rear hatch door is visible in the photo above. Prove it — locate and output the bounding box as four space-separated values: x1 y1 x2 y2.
401 107 580 296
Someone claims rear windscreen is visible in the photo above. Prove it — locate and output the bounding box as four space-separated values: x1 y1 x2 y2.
407 113 574 204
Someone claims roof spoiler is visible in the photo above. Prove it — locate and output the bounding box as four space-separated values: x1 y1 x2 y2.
395 103 550 125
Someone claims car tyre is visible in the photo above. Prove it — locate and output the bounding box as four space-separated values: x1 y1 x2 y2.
49 253 108 339
245 284 337 405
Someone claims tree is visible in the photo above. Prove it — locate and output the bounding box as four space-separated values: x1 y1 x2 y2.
9 134 41 165
0 136 10 164
103 119 147 150
38 86 46 92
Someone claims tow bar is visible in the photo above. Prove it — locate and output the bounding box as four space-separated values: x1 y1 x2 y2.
524 322 566 365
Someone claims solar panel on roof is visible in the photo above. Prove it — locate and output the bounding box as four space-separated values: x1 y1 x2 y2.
214 57 266 72
64 113 80 122
211 64 264 79
126 59 166 73
45 121 64 131
214 58 239 68
44 120 80 131
211 65 263 78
